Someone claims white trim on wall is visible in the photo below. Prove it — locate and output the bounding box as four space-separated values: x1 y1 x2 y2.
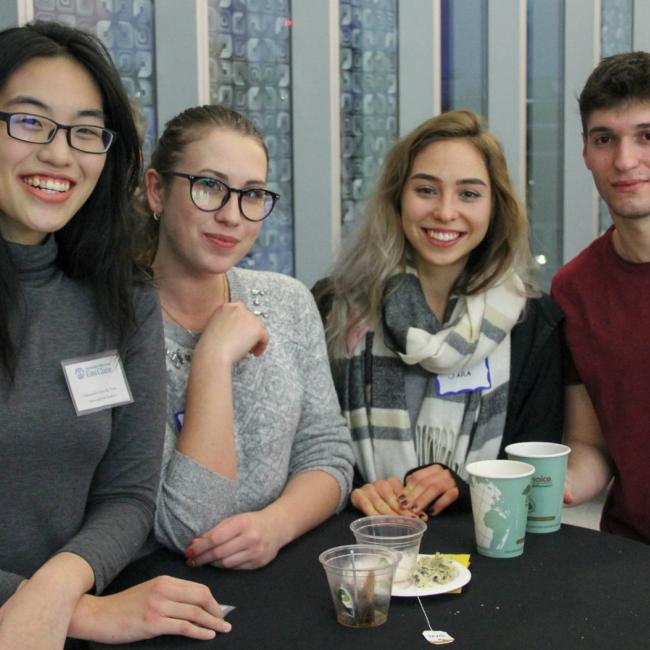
632 0 650 52
398 0 441 136
195 0 210 106
292 0 341 287
154 0 205 133
487 0 527 201
562 0 600 264
17 0 32 25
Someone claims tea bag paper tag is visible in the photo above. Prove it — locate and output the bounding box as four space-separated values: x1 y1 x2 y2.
423 630 455 645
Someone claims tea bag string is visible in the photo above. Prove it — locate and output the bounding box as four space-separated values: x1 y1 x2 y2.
352 550 358 611
417 594 434 633
418 594 455 645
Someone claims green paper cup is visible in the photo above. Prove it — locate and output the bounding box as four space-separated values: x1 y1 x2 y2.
319 544 400 628
466 459 535 558
505 442 571 534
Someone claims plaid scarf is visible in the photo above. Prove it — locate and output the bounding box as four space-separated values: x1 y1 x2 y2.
333 267 526 483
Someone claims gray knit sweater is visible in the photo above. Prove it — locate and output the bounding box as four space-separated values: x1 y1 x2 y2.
0 237 166 605
154 267 354 553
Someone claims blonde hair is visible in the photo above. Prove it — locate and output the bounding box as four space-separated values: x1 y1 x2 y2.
133 104 267 268
322 110 534 353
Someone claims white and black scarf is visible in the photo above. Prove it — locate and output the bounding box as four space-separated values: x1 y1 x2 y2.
333 267 526 483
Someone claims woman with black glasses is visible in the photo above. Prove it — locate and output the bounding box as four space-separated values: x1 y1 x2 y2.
136 104 354 571
0 22 230 648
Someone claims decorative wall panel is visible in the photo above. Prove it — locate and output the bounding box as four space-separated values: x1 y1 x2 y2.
34 0 157 161
208 0 293 274
340 0 398 235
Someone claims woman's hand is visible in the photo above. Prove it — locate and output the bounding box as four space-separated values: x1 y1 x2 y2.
350 477 426 520
399 465 459 516
196 302 269 366
69 576 231 643
185 510 284 570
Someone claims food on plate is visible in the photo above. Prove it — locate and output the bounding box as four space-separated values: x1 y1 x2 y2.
412 553 458 588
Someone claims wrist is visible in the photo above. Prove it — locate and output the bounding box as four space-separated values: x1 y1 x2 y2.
193 335 237 368
67 594 101 641
29 553 93 605
261 501 295 550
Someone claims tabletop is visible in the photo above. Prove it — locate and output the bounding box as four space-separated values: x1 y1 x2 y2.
88 509 650 650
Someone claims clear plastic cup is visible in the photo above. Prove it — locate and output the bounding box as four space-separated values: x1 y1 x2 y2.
319 544 400 627
350 515 427 585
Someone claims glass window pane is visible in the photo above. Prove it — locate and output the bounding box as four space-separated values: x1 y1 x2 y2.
340 0 398 235
526 0 564 290
599 0 633 233
208 0 294 275
601 0 633 56
441 0 487 115
33 0 158 163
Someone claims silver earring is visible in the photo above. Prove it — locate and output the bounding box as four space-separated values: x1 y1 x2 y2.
152 212 160 222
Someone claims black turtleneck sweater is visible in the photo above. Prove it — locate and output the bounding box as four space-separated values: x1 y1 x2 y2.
0 236 166 604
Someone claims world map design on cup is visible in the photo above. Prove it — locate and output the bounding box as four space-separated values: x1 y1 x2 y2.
466 460 535 558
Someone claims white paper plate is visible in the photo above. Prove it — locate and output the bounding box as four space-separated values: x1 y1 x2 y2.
391 557 471 597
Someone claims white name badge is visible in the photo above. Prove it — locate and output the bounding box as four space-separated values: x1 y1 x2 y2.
436 359 491 396
61 350 133 416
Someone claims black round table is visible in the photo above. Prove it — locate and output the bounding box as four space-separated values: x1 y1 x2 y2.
87 509 650 650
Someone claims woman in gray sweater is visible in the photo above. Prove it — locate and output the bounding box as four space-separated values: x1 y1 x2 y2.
0 22 228 649
137 105 354 570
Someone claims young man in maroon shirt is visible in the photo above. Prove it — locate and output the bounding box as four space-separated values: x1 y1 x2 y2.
551 52 650 544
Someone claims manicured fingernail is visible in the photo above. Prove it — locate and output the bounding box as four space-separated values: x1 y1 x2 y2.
184 547 194 559
222 622 232 632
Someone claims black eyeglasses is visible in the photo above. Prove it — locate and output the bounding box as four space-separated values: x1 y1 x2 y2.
164 171 279 222
0 111 115 154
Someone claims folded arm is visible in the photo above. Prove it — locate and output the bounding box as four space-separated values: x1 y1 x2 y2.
563 384 614 506
187 470 341 570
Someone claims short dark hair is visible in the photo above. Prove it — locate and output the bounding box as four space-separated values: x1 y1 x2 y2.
0 21 142 376
579 51 650 131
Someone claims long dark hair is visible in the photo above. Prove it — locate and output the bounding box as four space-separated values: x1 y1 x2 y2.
0 21 142 377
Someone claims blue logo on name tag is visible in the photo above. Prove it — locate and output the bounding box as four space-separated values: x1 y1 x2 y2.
174 411 185 432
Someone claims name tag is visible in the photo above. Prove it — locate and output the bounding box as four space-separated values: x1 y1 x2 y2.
61 351 133 416
436 359 491 396
175 411 185 432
